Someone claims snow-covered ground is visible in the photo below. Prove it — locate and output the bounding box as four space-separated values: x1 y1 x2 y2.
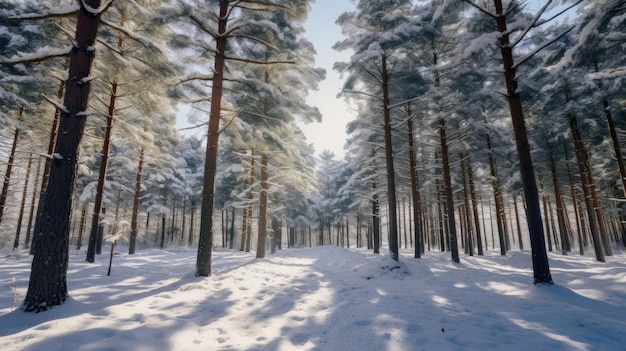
0 246 625 351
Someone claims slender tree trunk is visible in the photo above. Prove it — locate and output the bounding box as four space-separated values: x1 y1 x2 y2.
256 152 269 258
86 81 117 262
24 0 102 311
0 119 21 225
381 55 399 261
493 0 552 284
461 156 474 256
440 119 460 263
487 133 507 255
196 0 229 276
129 146 144 254
160 214 166 249
74 203 87 250
189 200 196 247
570 115 605 262
13 154 32 250
407 113 423 258
372 180 380 254
468 162 484 255
229 207 235 249
603 99 626 248
513 195 524 250
542 190 553 252
24 157 42 249
550 153 570 254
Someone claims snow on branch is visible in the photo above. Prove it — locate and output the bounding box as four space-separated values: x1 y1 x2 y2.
461 0 497 19
100 19 165 54
81 0 115 16
0 45 72 64
589 67 626 80
514 25 575 70
42 95 69 113
510 0 553 48
8 4 79 20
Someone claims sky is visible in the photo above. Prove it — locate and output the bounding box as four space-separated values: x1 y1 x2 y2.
299 0 356 159
2 246 625 350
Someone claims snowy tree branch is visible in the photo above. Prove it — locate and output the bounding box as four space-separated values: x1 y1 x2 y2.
514 25 575 70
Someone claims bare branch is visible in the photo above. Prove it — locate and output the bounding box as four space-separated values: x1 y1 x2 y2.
511 0 553 48
225 55 295 65
514 25 575 69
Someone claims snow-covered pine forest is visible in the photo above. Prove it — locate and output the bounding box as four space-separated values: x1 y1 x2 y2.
0 0 625 349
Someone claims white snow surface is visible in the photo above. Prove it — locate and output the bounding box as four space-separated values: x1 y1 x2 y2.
1 246 625 351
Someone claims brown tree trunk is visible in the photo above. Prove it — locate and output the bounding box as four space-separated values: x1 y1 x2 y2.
30 78 64 255
129 146 144 254
372 180 380 254
440 119 460 263
513 195 523 250
461 156 474 256
256 152 269 258
75 203 87 250
25 0 102 311
570 115 605 261
381 54 399 261
468 161 484 255
86 82 117 262
487 133 507 255
24 157 42 249
0 119 21 225
493 0 552 284
550 153 571 254
13 153 32 250
407 111 423 258
196 0 229 276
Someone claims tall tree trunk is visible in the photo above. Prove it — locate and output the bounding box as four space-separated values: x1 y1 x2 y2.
513 195 523 250
0 116 21 225
189 199 196 246
570 115 605 262
468 161 484 255
30 78 64 255
493 0 552 284
129 146 144 254
229 207 235 249
407 112 423 258
24 0 102 311
24 157 42 249
550 153 570 254
603 99 626 248
196 0 229 276
13 153 32 250
256 152 269 258
440 119 460 263
86 81 117 262
381 54 399 261
487 133 507 255
461 156 474 256
372 180 380 254
75 203 87 250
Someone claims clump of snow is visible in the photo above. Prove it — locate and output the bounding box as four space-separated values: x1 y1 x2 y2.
0 246 625 350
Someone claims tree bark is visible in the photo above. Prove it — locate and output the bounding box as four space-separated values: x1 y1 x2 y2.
468 161 484 255
24 0 102 311
493 0 552 284
407 111 423 258
256 152 269 258
24 157 42 249
196 0 229 276
440 119 460 263
550 153 570 254
0 119 21 226
381 54 399 261
86 82 116 262
13 154 32 250
570 115 604 261
129 146 144 254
